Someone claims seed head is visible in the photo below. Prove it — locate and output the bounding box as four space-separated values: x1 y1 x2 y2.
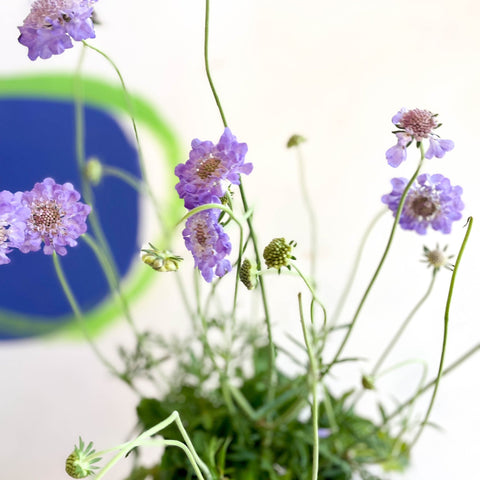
263 238 296 271
65 437 102 479
422 244 454 271
240 258 258 290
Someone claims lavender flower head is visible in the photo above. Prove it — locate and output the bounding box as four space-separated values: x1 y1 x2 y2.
386 109 454 167
381 173 464 234
175 128 252 209
183 209 232 282
18 0 98 60
20 178 91 255
0 191 30 265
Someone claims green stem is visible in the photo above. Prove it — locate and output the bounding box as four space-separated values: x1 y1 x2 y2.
204 0 227 127
238 181 275 399
291 263 327 326
331 208 386 325
93 411 211 480
295 145 319 284
81 234 140 336
297 293 319 480
411 216 473 446
74 45 119 287
102 165 144 192
82 41 166 235
326 146 425 375
52 252 123 382
384 341 480 423
371 270 437 377
202 0 275 437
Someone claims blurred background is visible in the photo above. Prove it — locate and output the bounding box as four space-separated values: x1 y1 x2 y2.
1 0 479 478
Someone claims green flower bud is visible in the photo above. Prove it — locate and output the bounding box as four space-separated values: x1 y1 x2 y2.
141 243 183 272
263 238 296 271
65 438 102 479
286 134 307 148
84 157 103 186
361 374 375 390
240 259 258 290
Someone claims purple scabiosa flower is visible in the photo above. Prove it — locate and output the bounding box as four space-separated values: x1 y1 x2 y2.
381 173 464 234
175 128 252 209
18 0 98 61
20 178 91 256
183 209 232 282
386 108 454 166
0 191 30 265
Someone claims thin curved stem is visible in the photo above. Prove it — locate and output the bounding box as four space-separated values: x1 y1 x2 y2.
74 44 119 286
371 270 437 377
52 253 123 381
81 234 140 337
102 165 144 192
326 146 425 375
204 0 227 127
93 411 212 480
411 216 473 446
294 145 319 285
331 208 386 325
297 293 319 480
384 341 480 424
291 263 327 326
82 41 166 235
202 0 275 429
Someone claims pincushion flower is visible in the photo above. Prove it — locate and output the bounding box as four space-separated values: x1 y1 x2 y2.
175 128 252 209
18 0 98 61
381 173 464 234
386 109 454 167
0 191 30 265
20 178 91 255
183 209 232 282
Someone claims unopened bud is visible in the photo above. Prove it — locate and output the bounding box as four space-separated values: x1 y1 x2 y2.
141 243 183 272
287 134 307 148
84 157 103 186
65 438 102 479
361 375 375 390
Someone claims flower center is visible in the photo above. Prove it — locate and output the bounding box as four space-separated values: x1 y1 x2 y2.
426 249 446 268
27 0 74 27
29 200 65 236
399 109 437 139
194 223 208 246
410 195 437 219
196 156 222 180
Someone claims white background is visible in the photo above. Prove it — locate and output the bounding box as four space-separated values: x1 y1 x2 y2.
1 1 480 479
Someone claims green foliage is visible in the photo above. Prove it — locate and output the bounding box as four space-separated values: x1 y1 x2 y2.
125 346 409 480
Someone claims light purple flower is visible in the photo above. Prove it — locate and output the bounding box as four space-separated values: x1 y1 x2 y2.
175 128 252 209
18 0 98 61
386 108 454 166
183 209 232 282
381 173 464 234
20 178 91 255
425 137 455 159
0 191 30 265
386 132 410 167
